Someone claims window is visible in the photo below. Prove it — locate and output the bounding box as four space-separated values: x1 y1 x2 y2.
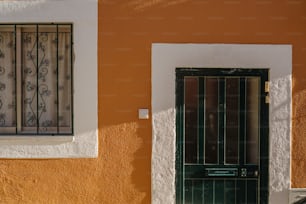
0 23 73 135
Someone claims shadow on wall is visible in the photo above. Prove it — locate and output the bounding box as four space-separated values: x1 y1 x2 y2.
131 120 152 204
100 122 149 204
0 122 148 203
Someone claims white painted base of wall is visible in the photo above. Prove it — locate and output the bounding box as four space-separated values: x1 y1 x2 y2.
152 43 292 204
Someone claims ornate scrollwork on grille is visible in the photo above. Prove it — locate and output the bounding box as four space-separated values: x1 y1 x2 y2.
0 66 4 75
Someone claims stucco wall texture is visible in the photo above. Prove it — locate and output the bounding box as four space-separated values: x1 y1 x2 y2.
0 0 305 203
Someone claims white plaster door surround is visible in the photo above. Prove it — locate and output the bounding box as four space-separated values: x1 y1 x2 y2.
152 44 292 204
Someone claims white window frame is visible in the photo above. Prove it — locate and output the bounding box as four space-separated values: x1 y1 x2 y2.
0 0 98 158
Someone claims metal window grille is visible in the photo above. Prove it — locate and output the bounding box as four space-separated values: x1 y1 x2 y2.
0 23 73 135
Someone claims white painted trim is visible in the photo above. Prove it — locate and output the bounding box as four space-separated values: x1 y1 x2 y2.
152 44 292 204
0 136 73 145
0 0 98 158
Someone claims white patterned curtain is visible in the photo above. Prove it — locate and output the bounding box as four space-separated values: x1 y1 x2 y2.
22 26 72 134
0 30 16 130
0 25 72 134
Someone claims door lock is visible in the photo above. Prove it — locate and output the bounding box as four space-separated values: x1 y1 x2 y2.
241 168 247 177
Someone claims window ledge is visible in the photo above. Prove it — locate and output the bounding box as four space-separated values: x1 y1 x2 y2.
0 136 74 145
0 130 98 158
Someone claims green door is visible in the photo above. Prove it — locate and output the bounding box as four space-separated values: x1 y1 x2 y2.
176 68 269 204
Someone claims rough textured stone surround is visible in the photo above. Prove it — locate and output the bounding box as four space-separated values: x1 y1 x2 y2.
152 44 292 204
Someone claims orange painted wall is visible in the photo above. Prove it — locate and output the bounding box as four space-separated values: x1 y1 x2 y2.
99 0 306 190
0 0 306 203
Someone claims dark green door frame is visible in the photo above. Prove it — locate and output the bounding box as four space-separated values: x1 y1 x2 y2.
175 68 269 204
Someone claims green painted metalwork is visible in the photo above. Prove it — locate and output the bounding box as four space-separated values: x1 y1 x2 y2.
199 77 205 164
0 23 73 136
176 68 269 204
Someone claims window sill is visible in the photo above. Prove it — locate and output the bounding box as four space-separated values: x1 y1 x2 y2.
0 135 74 145
0 129 97 158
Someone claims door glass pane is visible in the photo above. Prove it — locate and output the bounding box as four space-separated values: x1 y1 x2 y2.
0 25 16 134
20 25 38 133
225 78 239 164
193 180 204 203
203 180 214 203
37 25 58 134
184 77 198 163
247 179 258 204
184 180 193 203
225 180 236 204
236 179 246 203
58 25 72 134
246 77 259 164
205 78 218 164
215 180 225 204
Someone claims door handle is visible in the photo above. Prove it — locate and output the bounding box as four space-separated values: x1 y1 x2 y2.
241 168 259 177
241 168 247 177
